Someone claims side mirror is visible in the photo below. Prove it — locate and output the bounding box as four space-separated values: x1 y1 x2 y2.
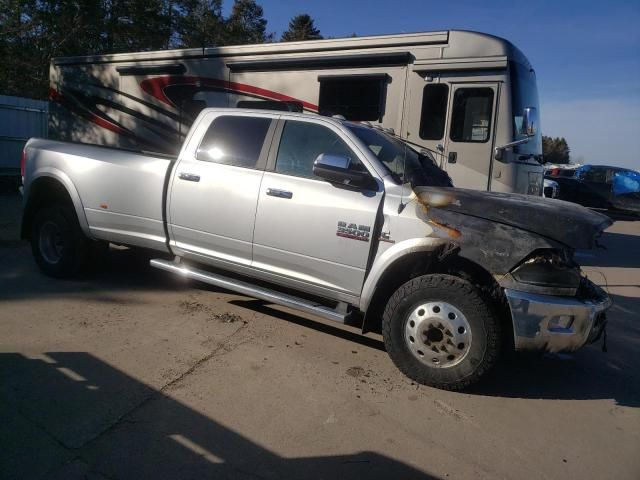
521 107 538 137
312 153 375 189
494 106 539 161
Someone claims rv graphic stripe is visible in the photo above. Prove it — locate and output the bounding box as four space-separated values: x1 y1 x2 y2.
139 76 319 112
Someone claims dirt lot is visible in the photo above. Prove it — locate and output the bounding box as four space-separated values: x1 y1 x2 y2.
1 191 639 479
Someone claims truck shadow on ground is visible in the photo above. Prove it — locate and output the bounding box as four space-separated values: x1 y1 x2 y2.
0 352 438 480
229 298 386 352
0 243 186 303
3 240 638 409
231 295 640 408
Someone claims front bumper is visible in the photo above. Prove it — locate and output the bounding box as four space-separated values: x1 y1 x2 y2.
505 280 611 352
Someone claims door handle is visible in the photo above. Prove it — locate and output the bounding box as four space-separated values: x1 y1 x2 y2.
448 152 457 164
266 188 293 199
179 172 200 182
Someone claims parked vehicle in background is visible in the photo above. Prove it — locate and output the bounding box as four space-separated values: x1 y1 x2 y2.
21 108 611 391
546 164 640 216
49 30 544 195
543 178 559 198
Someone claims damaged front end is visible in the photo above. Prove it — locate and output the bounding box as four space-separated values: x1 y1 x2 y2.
504 278 610 352
412 186 613 353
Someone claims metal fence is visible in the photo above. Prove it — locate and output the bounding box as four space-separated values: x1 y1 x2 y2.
0 95 48 176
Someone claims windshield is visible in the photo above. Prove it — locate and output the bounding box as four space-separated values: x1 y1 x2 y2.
346 124 453 187
510 60 542 156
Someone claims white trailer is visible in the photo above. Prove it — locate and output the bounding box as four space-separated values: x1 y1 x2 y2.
49 30 543 194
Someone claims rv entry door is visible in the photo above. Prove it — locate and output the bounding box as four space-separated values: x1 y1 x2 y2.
405 75 498 191
443 83 498 190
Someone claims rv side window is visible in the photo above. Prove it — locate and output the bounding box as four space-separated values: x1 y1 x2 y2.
196 115 271 168
318 76 386 121
450 88 494 143
419 84 449 140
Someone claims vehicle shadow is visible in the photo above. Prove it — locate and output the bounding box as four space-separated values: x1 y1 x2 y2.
575 231 640 268
0 352 437 480
469 292 640 407
0 242 186 303
230 296 640 408
228 298 386 352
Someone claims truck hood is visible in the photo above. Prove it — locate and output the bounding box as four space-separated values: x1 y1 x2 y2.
414 187 612 250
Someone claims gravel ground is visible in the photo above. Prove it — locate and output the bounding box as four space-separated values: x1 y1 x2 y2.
1 191 639 480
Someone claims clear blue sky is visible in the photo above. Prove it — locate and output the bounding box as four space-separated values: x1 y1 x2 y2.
225 0 640 169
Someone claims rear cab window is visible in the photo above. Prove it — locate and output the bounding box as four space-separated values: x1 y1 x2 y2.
196 115 272 168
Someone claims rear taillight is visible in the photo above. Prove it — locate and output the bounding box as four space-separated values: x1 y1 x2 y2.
20 148 26 178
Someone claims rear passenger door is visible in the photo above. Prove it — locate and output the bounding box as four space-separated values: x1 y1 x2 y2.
252 119 382 299
169 112 276 267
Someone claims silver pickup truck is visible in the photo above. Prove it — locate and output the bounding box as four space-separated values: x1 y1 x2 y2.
21 108 612 390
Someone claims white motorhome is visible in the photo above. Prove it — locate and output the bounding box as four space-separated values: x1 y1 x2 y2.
49 30 543 194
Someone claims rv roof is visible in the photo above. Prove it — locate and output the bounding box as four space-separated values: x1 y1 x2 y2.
52 30 530 69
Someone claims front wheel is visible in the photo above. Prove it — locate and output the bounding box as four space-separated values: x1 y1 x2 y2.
382 274 501 391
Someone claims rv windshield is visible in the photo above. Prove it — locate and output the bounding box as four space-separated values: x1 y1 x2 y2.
346 124 452 187
510 61 542 156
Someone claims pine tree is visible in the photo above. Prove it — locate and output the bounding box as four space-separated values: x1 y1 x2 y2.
542 136 571 164
173 0 225 48
225 0 273 45
103 0 172 53
281 14 322 42
0 0 107 99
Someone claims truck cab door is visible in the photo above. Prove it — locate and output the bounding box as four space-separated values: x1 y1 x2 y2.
168 112 277 267
251 118 382 300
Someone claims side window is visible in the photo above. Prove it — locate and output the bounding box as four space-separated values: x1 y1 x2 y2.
196 115 271 168
419 84 448 140
318 75 386 121
275 121 358 179
450 88 494 143
582 167 608 184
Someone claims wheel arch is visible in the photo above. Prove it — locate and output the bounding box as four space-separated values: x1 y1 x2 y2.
361 239 512 344
22 170 91 240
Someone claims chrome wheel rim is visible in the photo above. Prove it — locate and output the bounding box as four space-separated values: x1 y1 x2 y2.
404 301 472 368
39 221 64 264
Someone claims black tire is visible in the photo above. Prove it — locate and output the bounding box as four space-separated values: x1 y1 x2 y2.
382 274 501 391
31 204 89 278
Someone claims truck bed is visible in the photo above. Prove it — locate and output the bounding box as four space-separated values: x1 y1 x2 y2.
24 138 175 251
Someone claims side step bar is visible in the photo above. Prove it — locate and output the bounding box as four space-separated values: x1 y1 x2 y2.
150 258 347 323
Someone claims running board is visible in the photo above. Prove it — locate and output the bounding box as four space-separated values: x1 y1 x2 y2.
150 258 347 323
